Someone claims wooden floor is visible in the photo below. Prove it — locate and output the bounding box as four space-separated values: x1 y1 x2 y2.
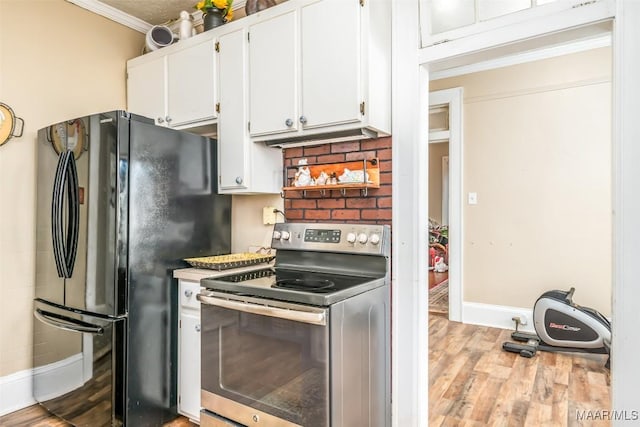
0 404 197 427
1 317 610 427
428 313 611 426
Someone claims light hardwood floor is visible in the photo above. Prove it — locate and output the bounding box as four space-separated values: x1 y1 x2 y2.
0 316 610 426
428 313 611 426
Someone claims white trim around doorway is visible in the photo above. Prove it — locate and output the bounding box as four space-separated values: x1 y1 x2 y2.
428 88 463 322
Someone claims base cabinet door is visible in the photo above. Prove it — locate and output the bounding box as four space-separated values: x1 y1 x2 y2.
178 280 202 422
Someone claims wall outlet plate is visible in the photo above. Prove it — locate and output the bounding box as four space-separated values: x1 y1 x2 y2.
263 206 277 225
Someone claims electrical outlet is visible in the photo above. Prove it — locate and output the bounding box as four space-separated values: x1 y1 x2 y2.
262 207 277 225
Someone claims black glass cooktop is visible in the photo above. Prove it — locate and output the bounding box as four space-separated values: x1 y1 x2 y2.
203 268 385 306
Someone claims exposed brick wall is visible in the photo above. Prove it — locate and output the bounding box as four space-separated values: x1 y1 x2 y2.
283 137 392 225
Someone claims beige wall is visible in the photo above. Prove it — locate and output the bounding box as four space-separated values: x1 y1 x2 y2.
231 194 284 252
428 142 449 224
0 0 143 377
431 47 612 315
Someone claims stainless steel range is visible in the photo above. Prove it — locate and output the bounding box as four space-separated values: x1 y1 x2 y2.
197 222 391 427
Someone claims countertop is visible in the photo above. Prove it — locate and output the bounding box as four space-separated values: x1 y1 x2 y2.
173 262 274 282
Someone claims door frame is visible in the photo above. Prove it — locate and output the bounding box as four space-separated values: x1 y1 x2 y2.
428 88 462 322
392 0 640 425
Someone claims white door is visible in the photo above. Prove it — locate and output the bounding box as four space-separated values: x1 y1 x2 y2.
167 39 217 127
218 28 248 191
300 0 361 129
127 57 166 125
248 10 298 136
179 312 201 421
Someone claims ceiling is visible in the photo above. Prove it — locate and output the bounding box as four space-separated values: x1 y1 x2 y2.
99 0 206 26
67 0 250 32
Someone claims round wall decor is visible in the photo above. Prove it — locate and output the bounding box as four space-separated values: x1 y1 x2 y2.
0 102 25 147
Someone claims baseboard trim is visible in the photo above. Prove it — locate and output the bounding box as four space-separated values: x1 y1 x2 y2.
0 353 84 417
0 369 36 416
462 301 535 334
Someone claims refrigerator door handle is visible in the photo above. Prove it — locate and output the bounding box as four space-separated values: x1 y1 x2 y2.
51 151 71 278
64 153 80 277
34 308 104 335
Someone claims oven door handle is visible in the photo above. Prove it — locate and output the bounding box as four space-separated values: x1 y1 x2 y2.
197 294 327 326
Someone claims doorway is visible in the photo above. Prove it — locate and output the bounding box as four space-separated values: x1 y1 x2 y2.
427 88 462 321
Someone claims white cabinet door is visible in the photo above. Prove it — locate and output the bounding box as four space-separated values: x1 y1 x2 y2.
300 0 362 129
167 39 217 127
248 10 298 136
127 57 166 126
218 28 248 191
179 312 201 421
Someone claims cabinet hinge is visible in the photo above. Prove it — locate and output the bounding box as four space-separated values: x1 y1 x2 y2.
247 32 250 42
360 102 365 116
219 176 222 184
215 41 220 52
248 121 251 131
216 103 220 113
178 396 181 404
179 319 181 328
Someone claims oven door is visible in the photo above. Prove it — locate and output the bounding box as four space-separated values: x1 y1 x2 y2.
198 291 330 427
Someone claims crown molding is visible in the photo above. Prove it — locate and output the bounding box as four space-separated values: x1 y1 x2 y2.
67 0 248 34
66 0 152 33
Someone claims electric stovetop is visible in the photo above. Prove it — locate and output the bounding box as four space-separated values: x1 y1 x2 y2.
201 267 386 306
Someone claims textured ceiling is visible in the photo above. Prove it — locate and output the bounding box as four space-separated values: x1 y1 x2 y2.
99 0 206 25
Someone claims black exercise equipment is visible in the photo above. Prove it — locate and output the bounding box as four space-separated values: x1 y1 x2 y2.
502 287 611 368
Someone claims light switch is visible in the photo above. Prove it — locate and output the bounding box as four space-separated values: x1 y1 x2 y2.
468 192 478 205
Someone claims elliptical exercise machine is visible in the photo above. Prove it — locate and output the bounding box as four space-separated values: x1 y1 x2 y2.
502 288 611 368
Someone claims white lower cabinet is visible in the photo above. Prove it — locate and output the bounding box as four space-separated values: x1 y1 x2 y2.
178 279 202 422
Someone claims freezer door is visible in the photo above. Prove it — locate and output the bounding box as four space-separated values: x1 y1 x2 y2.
32 299 126 427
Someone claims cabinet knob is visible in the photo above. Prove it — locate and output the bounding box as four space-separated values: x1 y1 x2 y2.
165 116 172 123
184 289 193 298
235 176 243 185
195 324 201 332
285 118 293 127
157 117 164 124
299 115 307 125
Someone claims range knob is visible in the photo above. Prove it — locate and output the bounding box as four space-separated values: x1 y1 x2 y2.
272 230 282 240
346 232 357 243
281 231 291 241
358 233 368 244
369 234 381 245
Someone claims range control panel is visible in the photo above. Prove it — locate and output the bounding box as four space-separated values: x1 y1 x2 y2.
271 223 390 256
304 229 341 243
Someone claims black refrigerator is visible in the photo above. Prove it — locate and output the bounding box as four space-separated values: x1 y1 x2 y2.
33 111 231 426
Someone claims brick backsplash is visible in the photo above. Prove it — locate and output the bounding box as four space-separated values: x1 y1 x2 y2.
283 137 392 225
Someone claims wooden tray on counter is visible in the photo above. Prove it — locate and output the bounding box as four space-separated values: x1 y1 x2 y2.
184 253 275 271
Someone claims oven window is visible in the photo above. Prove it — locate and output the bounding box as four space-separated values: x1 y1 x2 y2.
202 305 329 426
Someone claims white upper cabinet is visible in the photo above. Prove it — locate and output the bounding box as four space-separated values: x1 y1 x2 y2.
127 37 217 128
218 26 283 194
300 0 361 129
127 56 165 125
247 0 391 146
248 10 298 137
167 39 217 127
